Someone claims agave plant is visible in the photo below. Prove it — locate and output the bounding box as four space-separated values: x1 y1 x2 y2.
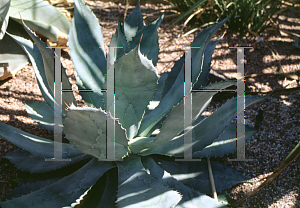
0 0 267 207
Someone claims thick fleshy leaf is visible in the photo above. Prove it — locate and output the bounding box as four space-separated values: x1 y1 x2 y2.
152 156 248 194
24 101 62 132
142 156 227 208
9 0 70 41
105 45 159 140
74 71 94 107
3 148 91 173
11 17 62 42
160 55 185 101
22 21 76 110
129 14 163 66
0 158 114 208
123 1 144 42
139 94 268 156
5 178 62 201
64 105 129 159
147 81 236 149
153 71 168 101
70 168 118 208
193 123 257 158
5 17 31 39
0 121 82 159
137 16 230 138
68 0 106 109
9 34 56 110
0 33 28 80
115 155 181 208
109 18 131 60
0 0 10 39
193 38 222 89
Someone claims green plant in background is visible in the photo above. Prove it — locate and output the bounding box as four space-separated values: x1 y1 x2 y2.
165 0 300 36
0 0 70 80
0 0 268 207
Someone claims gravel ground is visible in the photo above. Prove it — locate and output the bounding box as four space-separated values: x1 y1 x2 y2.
0 1 300 207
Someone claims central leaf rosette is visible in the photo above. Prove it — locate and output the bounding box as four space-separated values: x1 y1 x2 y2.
64 44 159 160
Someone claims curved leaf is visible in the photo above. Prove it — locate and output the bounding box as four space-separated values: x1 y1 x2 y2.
68 0 107 109
109 18 131 60
129 14 163 66
123 1 144 42
10 0 70 41
0 33 28 80
142 156 227 208
105 45 159 140
21 21 76 110
0 121 82 159
115 155 181 208
193 38 222 89
147 81 236 149
11 17 61 42
0 158 114 208
137 16 230 138
9 34 56 110
3 148 91 173
5 178 62 201
64 105 129 160
193 123 256 158
139 94 268 156
153 156 248 194
25 101 60 132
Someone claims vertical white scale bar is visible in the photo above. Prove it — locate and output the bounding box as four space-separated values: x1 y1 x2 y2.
229 47 253 162
106 46 115 161
176 47 201 161
184 48 193 159
46 47 70 161
100 46 123 161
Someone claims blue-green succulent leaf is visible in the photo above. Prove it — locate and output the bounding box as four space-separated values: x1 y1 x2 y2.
0 121 82 159
152 156 248 194
10 0 70 33
123 1 144 42
73 71 94 107
71 168 118 208
193 123 257 158
193 38 222 89
3 148 91 173
0 0 10 40
115 155 181 208
153 71 168 101
190 16 230 86
129 14 163 66
142 156 227 208
147 81 236 149
137 16 230 138
68 0 106 109
0 158 114 208
8 34 56 111
109 18 131 60
139 94 268 156
64 105 129 159
104 45 159 140
131 81 235 153
24 101 61 132
0 33 28 79
160 55 185 101
5 178 62 201
20 21 75 110
10 17 61 42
